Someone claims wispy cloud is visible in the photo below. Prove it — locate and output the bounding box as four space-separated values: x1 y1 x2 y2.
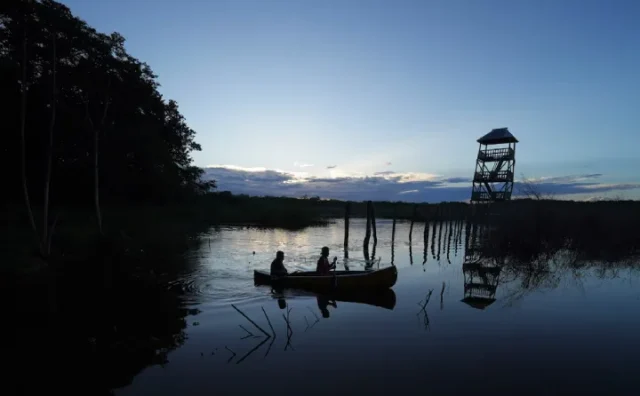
372 171 440 183
294 162 314 168
523 173 604 184
441 177 472 184
373 171 395 176
203 166 640 202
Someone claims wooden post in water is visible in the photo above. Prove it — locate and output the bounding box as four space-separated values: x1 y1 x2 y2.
437 205 444 262
371 240 377 269
423 206 429 265
409 204 417 242
369 201 377 246
464 206 472 255
391 209 397 245
391 208 396 266
344 202 350 258
363 201 372 260
446 208 453 264
408 205 417 265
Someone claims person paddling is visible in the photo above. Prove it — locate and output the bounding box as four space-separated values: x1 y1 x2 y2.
316 246 337 275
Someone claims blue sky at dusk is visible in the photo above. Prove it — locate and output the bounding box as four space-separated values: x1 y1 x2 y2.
61 0 640 201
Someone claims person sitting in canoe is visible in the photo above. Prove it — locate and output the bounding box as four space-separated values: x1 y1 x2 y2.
316 246 337 275
270 251 288 278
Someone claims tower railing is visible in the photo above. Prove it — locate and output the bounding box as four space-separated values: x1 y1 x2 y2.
471 191 512 201
478 147 514 162
473 170 513 182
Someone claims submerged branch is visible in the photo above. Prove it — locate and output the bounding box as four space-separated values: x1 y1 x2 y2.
236 337 270 364
232 304 270 338
225 346 236 363
418 289 434 312
261 306 276 337
239 324 258 339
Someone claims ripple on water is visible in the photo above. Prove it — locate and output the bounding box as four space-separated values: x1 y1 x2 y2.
168 267 269 307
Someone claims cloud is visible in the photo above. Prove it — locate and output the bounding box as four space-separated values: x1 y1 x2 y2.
294 162 314 168
523 173 603 184
202 166 640 202
440 177 472 184
514 174 640 197
370 171 440 183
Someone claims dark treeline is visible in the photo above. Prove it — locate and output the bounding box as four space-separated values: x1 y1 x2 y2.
2 1 210 229
2 0 212 206
205 191 470 223
2 4 204 390
2 0 214 259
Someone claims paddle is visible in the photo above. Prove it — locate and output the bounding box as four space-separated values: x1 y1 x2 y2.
332 256 338 288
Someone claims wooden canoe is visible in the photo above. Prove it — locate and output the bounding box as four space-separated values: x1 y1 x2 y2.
253 265 398 293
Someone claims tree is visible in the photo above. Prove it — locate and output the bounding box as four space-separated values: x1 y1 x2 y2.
1 0 215 251
517 173 554 200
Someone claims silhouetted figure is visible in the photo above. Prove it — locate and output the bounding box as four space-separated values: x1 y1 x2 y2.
316 247 337 275
277 298 287 310
316 296 337 318
270 251 288 278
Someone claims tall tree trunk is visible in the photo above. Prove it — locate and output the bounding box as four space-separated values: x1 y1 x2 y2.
94 125 102 235
86 79 110 235
19 20 39 248
42 35 57 257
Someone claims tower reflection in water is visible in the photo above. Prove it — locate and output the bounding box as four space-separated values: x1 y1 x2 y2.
461 219 501 310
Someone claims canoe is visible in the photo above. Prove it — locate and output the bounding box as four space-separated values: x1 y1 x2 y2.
253 265 398 293
269 288 397 310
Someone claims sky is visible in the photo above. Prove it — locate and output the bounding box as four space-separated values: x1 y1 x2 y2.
60 0 640 202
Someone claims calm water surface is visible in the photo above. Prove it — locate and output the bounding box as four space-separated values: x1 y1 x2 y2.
116 219 640 395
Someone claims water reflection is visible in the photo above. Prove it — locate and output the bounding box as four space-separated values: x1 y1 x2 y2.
267 287 397 311
16 218 636 395
391 218 396 266
462 262 501 309
7 257 193 395
461 222 502 309
422 219 429 265
416 289 434 331
317 296 337 318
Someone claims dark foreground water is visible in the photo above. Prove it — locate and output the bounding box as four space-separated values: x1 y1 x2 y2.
99 219 640 396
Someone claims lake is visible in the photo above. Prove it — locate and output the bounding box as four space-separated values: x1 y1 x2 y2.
107 218 640 395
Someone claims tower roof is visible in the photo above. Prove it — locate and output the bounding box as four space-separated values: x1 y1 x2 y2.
477 128 518 144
